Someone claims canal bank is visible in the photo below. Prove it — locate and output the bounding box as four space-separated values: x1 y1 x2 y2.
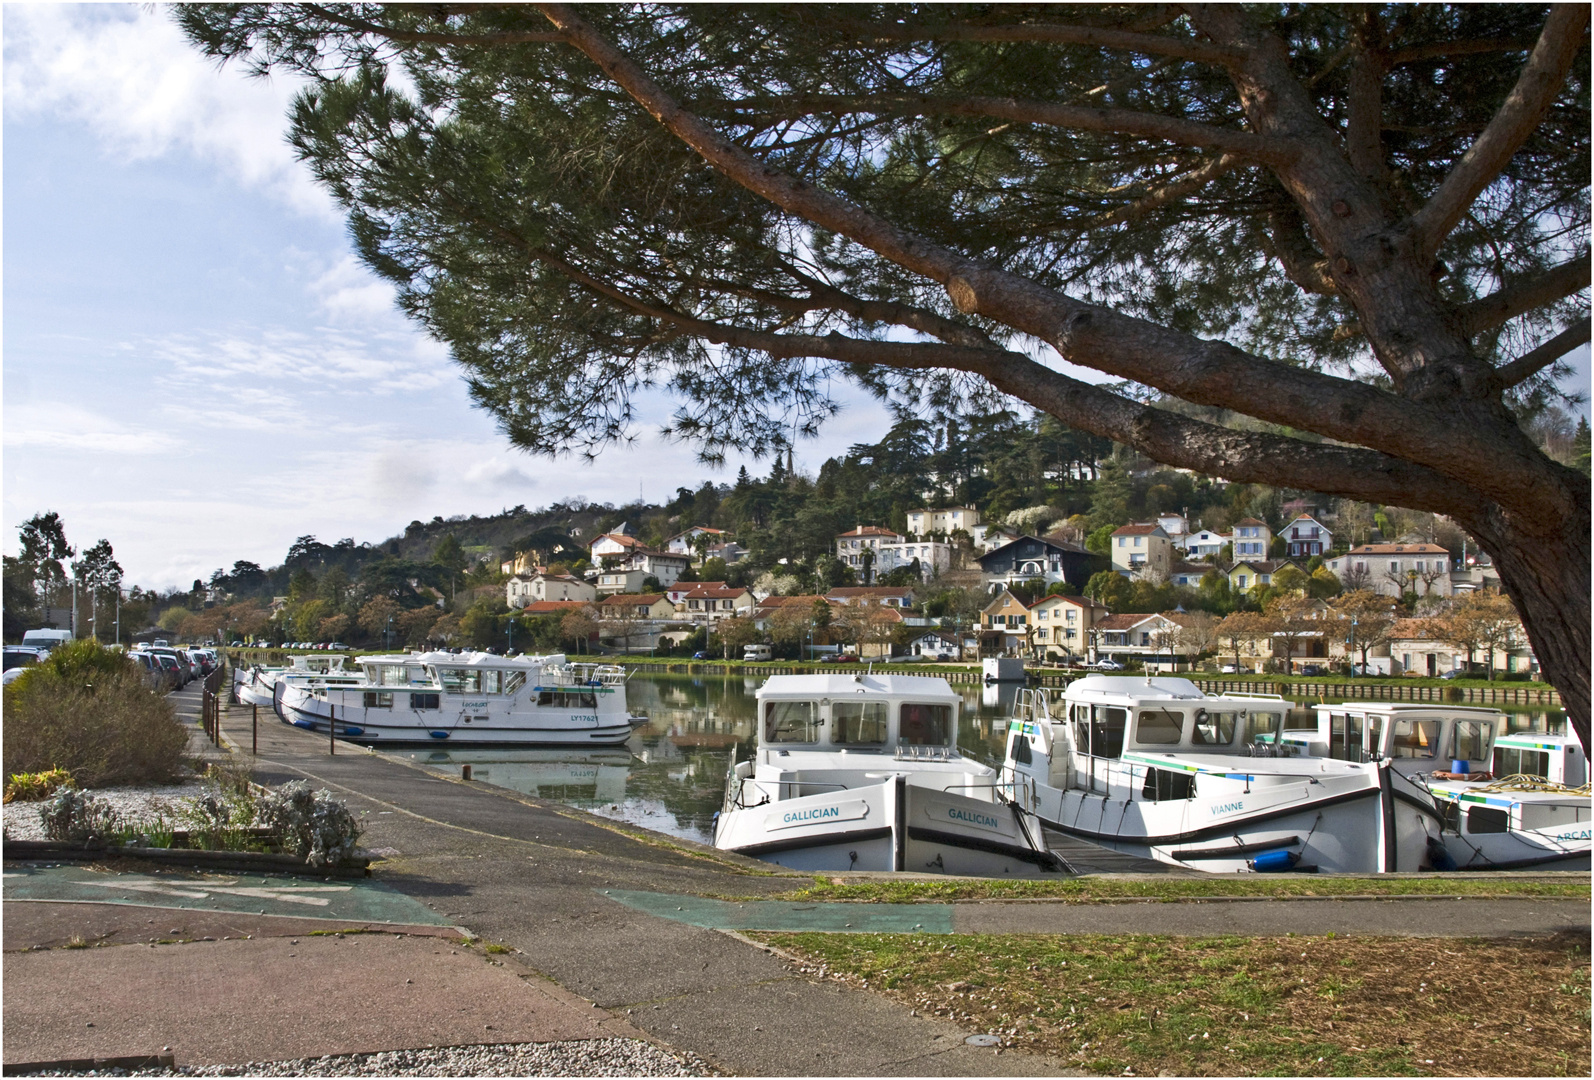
6 686 1585 1076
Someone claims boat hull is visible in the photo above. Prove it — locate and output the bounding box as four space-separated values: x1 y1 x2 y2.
716 774 1061 876
273 681 634 747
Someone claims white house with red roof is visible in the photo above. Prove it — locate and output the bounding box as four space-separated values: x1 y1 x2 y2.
1282 515 1333 559
665 526 730 557
1326 543 1455 598
507 572 596 609
675 584 756 624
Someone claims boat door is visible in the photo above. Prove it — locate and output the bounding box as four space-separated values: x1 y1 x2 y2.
1068 703 1127 795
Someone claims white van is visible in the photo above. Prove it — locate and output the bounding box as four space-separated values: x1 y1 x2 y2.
21 628 72 653
742 644 773 662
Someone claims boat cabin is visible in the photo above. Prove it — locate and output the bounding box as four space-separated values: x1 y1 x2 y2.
1491 732 1586 786
756 674 960 755
1305 704 1504 768
1053 677 1291 756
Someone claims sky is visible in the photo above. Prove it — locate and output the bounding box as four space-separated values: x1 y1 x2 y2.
4 5 1588 593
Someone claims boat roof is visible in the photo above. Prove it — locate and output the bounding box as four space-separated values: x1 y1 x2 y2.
757 673 959 701
1311 702 1506 719
1064 675 1213 702
370 650 568 669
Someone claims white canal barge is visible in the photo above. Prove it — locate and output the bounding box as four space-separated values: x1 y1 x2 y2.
714 673 1061 876
273 650 634 746
234 653 360 707
1295 704 1590 871
999 676 1402 873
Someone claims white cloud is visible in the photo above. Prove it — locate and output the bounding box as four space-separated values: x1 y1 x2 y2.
4 4 333 218
2 401 185 455
311 255 403 324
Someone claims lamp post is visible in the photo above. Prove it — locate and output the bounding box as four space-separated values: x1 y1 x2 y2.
506 615 517 655
385 614 394 651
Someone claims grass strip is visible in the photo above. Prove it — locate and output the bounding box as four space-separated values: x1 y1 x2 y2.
733 874 1590 904
756 929 1590 1077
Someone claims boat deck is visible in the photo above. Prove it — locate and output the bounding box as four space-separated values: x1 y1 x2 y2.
1041 828 1203 875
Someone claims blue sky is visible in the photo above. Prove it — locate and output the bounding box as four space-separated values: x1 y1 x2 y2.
4 5 1588 593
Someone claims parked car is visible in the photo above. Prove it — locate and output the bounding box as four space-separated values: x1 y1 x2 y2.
833 653 860 663
1299 664 1324 675
1220 664 1241 674
2 646 42 685
1090 658 1124 671
691 650 711 660
328 642 349 651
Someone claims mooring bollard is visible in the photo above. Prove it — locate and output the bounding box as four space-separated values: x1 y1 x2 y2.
462 764 473 781
329 703 336 755
252 702 258 755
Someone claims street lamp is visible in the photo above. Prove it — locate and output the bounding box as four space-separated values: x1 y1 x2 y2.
506 615 518 655
385 614 394 651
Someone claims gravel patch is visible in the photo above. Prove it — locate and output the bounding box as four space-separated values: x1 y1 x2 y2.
27 1039 714 1077
2 783 211 841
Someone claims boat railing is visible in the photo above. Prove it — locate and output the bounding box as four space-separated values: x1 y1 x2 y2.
895 744 961 763
542 663 628 688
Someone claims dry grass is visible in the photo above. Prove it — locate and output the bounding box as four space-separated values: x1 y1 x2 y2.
760 931 1591 1076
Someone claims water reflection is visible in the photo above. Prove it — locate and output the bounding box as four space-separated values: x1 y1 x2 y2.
389 673 1565 846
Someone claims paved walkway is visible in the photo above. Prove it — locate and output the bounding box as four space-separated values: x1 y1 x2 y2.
4 680 1587 1076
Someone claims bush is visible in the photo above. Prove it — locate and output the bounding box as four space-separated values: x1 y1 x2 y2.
2 640 188 787
39 788 122 846
255 781 362 867
4 768 74 804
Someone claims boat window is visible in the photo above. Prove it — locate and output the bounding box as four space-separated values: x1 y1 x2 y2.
438 668 481 694
502 671 526 696
1242 711 1281 744
1089 706 1127 759
410 693 440 711
1453 720 1494 762
377 665 408 687
1283 710 1318 729
1494 746 1549 779
1330 713 1364 761
1135 709 1184 745
1010 735 1033 764
900 703 953 746
1071 705 1090 752
363 691 393 709
1141 767 1195 802
1391 719 1439 758
1192 710 1238 746
406 666 428 684
833 700 888 745
765 700 820 743
538 690 598 708
1466 806 1509 834
482 670 501 694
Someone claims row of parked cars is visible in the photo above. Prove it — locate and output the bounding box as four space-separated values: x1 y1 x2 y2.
129 645 220 691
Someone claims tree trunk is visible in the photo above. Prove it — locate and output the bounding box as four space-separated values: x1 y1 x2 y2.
1468 507 1591 753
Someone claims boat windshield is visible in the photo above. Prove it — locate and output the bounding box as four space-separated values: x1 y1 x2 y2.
833 700 888 746
1390 719 1439 758
1192 709 1239 746
1242 710 1283 744
899 702 953 746
1453 720 1494 762
1135 709 1184 745
765 700 820 743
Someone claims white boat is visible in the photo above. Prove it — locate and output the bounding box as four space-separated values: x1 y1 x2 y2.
234 653 359 707
999 676 1401 873
713 673 1061 875
1298 704 1590 872
272 651 634 746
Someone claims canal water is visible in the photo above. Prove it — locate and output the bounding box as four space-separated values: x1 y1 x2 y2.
389 672 1567 848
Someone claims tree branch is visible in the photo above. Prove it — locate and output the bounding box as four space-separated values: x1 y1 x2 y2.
301 4 567 46
716 93 1295 163
1344 11 1386 182
1265 207 1338 295
1459 253 1593 336
1494 317 1592 388
1408 5 1589 262
804 16 1246 67
1388 38 1541 67
1088 154 1242 229
535 2 1565 515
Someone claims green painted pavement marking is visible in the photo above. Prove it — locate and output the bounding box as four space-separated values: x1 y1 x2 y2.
2 864 452 926
602 889 954 933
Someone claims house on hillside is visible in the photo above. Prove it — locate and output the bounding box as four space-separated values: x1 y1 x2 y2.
1110 524 1173 580
1180 528 1226 559
1282 515 1333 559
1028 593 1107 659
971 524 1021 552
909 629 963 659
978 589 1032 655
834 525 903 573
905 506 981 539
977 535 1098 592
705 541 748 565
1227 559 1296 595
596 568 649 595
751 594 833 633
1325 543 1454 598
1170 561 1217 589
665 526 729 556
1230 518 1272 560
595 593 679 652
588 531 643 562
1092 612 1204 670
676 584 756 624
507 572 596 609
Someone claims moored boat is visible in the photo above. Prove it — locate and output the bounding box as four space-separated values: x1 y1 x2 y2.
713 673 1061 875
273 650 634 746
1000 676 1401 873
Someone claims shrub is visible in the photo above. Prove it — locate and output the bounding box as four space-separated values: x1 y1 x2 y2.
180 788 257 851
255 781 362 867
39 788 123 846
4 768 74 804
3 640 187 787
